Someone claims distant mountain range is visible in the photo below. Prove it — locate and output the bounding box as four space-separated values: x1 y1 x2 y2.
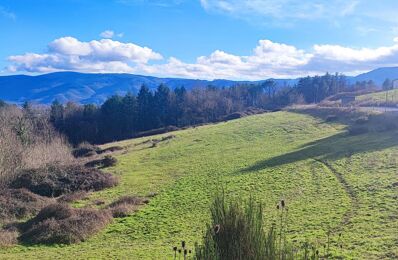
1 67 398 104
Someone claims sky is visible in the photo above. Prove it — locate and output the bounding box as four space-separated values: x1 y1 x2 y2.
1 0 398 80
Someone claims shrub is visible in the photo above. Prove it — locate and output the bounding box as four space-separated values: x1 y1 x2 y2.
11 164 118 197
325 115 338 122
19 203 112 245
72 142 100 158
348 126 369 136
0 188 51 221
223 112 244 121
195 194 281 260
0 105 74 187
97 146 123 154
85 155 117 168
0 230 18 247
194 194 320 260
57 191 89 203
107 196 149 218
354 116 369 125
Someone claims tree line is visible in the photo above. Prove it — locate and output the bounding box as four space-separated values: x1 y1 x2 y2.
46 73 354 144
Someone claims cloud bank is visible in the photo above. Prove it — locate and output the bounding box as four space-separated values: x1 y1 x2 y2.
7 36 398 80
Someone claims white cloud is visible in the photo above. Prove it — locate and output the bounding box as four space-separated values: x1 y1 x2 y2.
7 36 398 79
8 37 163 73
100 30 115 38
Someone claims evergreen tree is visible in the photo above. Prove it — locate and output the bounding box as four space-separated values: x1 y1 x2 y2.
154 84 171 127
137 85 155 131
383 78 392 90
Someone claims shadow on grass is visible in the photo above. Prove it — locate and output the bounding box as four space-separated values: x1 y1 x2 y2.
240 109 398 173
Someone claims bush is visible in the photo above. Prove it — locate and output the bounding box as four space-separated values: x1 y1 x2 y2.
194 194 320 260
85 155 117 168
57 191 89 203
97 146 123 154
0 105 74 187
348 126 369 136
72 143 100 158
0 230 18 247
11 164 118 197
325 115 338 122
19 203 112 245
354 116 369 125
223 112 245 121
107 196 149 218
195 194 281 260
0 188 50 221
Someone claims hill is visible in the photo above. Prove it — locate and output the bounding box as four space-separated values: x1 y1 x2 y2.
1 67 398 104
0 72 296 104
355 88 398 107
352 67 398 85
1 109 397 259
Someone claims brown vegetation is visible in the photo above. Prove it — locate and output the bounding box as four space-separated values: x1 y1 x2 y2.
72 142 100 158
0 230 18 247
85 155 118 168
0 105 73 187
0 188 51 221
11 164 118 197
18 203 112 245
107 196 149 218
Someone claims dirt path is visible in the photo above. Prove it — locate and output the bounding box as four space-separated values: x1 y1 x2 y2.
313 158 359 230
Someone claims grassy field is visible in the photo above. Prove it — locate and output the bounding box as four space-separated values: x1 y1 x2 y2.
357 89 398 106
1 111 397 259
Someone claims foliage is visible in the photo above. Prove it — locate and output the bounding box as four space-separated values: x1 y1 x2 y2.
0 105 73 186
195 194 281 260
18 203 112 245
48 76 330 144
11 164 118 197
0 188 51 221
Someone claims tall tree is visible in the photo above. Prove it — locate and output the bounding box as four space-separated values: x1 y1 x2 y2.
137 85 155 131
154 84 171 127
383 78 392 90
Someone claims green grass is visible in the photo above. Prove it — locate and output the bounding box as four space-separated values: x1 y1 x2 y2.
1 111 397 259
357 89 398 106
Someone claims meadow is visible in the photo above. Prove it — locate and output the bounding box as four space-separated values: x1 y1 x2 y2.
1 110 397 259
357 89 398 106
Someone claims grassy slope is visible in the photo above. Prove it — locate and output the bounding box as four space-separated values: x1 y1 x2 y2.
357 89 398 105
1 111 397 259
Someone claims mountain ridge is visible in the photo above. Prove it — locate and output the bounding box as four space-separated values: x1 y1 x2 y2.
1 67 398 104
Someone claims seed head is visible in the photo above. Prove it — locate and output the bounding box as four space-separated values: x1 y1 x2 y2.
214 224 221 234
281 200 285 208
184 249 188 255
173 246 177 251
181 241 186 248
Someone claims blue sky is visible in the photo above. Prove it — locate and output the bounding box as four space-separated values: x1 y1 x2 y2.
1 0 398 79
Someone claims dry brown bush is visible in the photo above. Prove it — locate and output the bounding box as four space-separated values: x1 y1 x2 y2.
85 155 117 168
11 164 119 197
0 188 51 221
107 196 149 218
19 203 112 245
72 142 100 158
57 191 89 203
0 230 18 247
0 105 74 186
